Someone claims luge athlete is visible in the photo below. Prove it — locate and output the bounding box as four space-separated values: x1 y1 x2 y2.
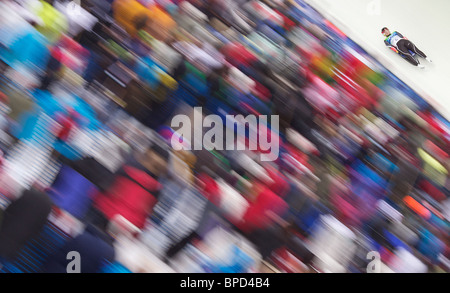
382 27 432 69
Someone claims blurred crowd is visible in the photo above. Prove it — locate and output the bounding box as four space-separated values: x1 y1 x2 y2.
0 0 448 273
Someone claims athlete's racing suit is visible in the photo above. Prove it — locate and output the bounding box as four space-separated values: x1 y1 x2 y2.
384 31 427 66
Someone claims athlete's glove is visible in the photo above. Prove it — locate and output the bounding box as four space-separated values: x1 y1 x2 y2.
389 47 399 54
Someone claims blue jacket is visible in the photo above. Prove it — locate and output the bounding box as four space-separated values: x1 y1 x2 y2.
42 225 115 273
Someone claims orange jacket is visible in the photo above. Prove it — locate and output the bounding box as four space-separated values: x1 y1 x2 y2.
112 0 176 40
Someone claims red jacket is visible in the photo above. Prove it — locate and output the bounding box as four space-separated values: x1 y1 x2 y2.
196 173 221 206
264 165 290 198
238 185 288 233
54 112 78 141
221 42 258 68
93 166 161 229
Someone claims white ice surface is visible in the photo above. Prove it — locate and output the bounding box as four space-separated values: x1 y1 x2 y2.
304 0 450 120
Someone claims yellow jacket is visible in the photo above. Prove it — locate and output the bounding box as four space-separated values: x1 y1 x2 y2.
112 0 176 41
